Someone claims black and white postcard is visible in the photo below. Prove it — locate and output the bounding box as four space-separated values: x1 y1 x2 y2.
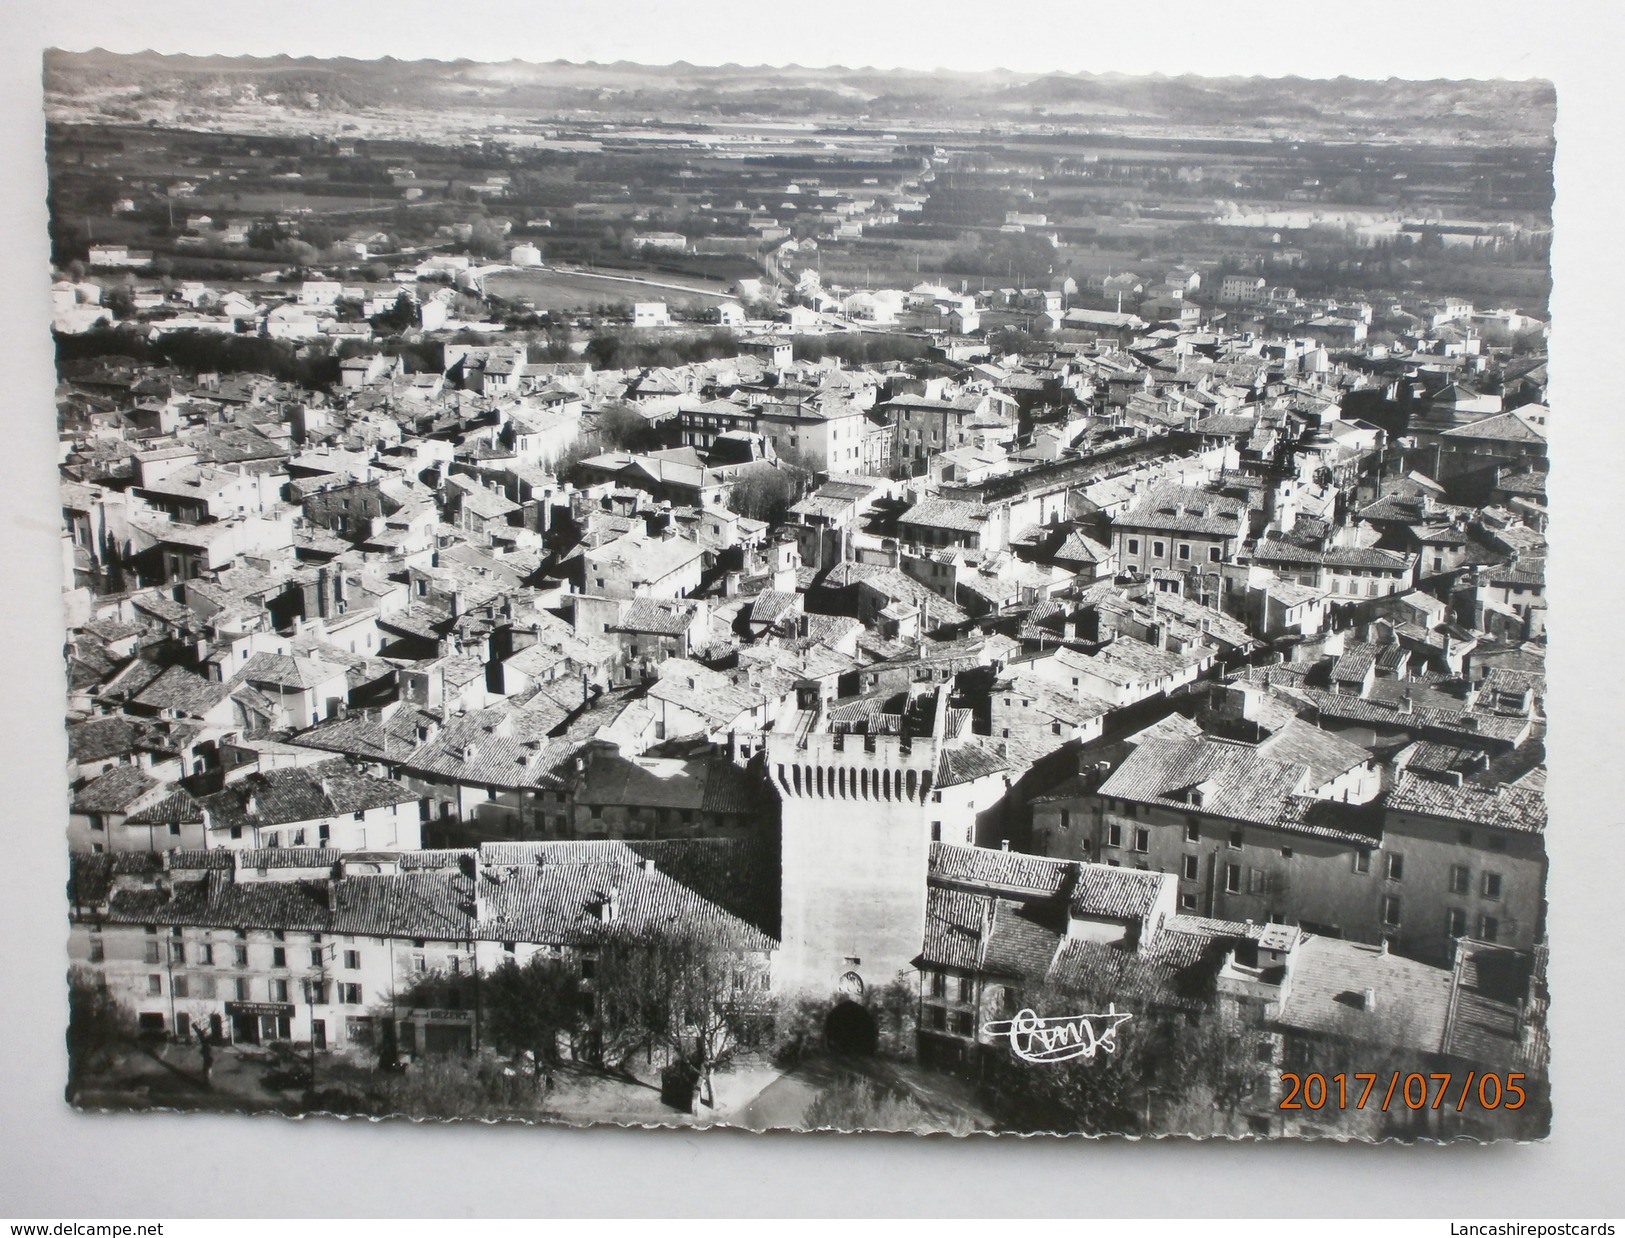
45 39 1558 1146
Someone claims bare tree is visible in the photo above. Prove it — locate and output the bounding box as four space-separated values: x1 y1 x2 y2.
593 926 771 1109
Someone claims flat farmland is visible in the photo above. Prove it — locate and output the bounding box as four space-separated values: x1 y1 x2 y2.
485 267 738 312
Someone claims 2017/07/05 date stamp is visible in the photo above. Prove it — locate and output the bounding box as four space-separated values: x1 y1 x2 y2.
1278 1071 1530 1112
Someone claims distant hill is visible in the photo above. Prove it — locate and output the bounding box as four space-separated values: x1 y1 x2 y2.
42 49 1555 144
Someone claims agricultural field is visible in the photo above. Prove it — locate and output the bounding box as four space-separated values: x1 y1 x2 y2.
484 266 739 313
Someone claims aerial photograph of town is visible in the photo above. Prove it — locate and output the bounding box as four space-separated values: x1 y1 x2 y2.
47 48 1554 1141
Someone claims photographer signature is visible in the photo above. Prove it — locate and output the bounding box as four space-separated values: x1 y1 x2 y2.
981 1006 1133 1064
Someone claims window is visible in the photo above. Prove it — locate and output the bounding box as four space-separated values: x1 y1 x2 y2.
1178 892 1198 911
949 1011 975 1038
1185 820 1200 843
1450 865 1470 895
310 948 324 968
1227 830 1243 851
1178 543 1192 562
234 978 251 1002
172 976 189 999
170 941 185 964
1133 828 1150 853
234 944 248 967
1385 853 1405 883
1224 863 1242 894
1353 851 1371 875
198 943 213 966
271 979 290 1003
147 975 162 995
88 936 104 963
271 947 287 968
1182 855 1199 881
340 983 363 1005
1478 915 1500 942
955 975 975 1002
1126 538 1139 555
1280 848 1293 860
929 972 947 998
1059 810 1071 831
1382 895 1402 928
1105 824 1122 848
1248 868 1266 895
1209 546 1222 563
144 940 161 965
343 950 360 970
1152 541 1166 558
1481 872 1503 900
1447 908 1468 937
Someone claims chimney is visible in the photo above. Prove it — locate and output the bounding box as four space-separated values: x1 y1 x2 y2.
472 853 488 922
1362 987 1377 1011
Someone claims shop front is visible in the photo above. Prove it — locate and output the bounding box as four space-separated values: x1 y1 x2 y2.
224 1000 296 1045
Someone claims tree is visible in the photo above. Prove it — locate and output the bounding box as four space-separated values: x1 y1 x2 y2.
726 459 812 526
593 926 771 1109
102 283 135 319
469 217 511 260
593 402 663 454
369 291 417 336
66 967 135 1095
480 955 582 1091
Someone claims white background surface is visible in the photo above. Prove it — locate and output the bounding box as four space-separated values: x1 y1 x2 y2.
0 0 1620 1217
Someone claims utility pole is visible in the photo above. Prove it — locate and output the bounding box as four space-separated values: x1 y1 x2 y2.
306 941 334 1092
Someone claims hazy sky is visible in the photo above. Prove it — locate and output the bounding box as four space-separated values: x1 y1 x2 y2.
22 0 1563 80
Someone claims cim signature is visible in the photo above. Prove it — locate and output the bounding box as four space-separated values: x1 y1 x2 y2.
981 1006 1134 1064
